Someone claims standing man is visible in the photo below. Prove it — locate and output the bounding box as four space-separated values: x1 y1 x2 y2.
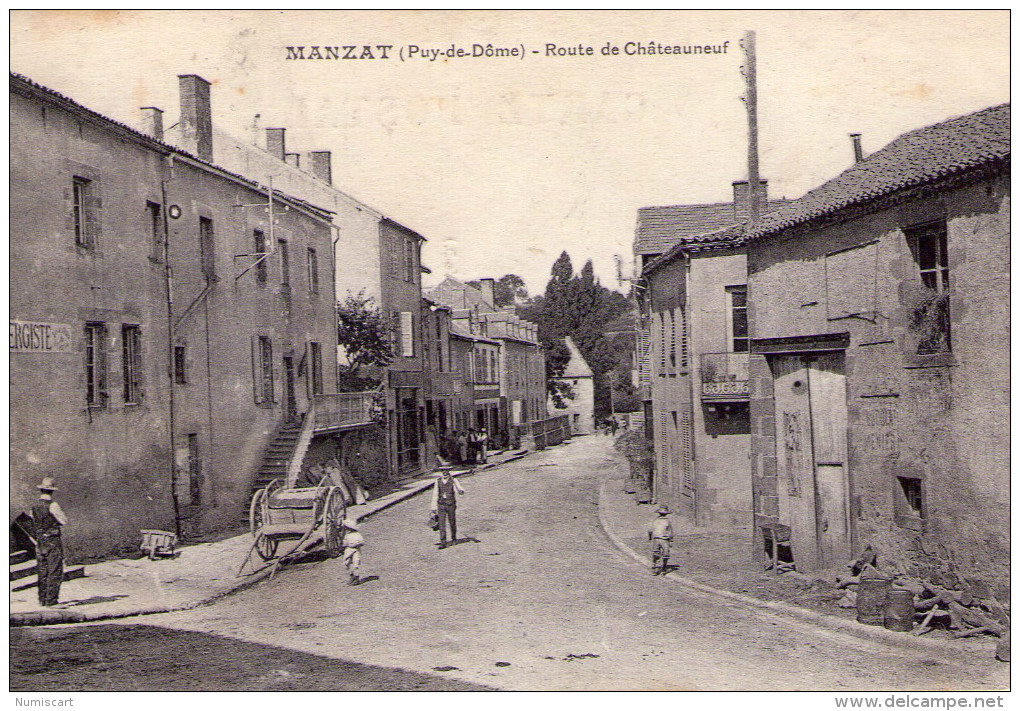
32 477 67 606
477 428 488 464
648 504 673 575
430 465 465 549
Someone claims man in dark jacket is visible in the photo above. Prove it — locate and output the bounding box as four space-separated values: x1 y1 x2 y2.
32 477 68 607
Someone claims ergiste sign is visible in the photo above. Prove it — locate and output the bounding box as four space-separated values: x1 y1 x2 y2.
9 320 73 353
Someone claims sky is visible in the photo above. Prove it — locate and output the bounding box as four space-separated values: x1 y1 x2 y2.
9 10 1010 296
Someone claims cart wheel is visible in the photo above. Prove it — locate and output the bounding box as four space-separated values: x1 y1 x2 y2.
323 488 346 559
254 532 278 561
249 488 267 538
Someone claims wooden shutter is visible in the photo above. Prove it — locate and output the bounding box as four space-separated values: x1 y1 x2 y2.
680 409 694 497
400 311 414 357
250 336 262 403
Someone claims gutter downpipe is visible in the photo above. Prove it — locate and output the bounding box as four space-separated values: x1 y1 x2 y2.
161 153 182 537
683 249 700 525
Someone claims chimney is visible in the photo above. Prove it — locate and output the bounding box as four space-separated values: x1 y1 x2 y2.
139 106 164 141
178 74 213 161
307 151 332 185
850 133 864 163
285 152 301 168
732 179 769 223
479 278 495 307
266 128 286 161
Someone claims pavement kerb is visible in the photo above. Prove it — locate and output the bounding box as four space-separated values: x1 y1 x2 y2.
596 476 995 664
10 452 530 628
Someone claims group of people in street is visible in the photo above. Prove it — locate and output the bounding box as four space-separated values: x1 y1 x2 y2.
441 427 490 466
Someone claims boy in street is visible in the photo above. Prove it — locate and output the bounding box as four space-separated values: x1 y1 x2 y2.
648 504 673 575
430 465 465 548
341 518 365 586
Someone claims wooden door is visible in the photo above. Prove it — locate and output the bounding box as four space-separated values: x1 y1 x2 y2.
807 353 851 568
771 356 818 570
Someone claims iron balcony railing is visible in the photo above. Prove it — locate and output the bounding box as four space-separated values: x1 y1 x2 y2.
313 391 378 432
699 352 750 400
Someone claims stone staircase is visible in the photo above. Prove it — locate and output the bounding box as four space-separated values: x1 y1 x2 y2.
9 548 85 593
243 417 311 521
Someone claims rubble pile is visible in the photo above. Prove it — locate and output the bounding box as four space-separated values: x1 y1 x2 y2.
833 545 1010 643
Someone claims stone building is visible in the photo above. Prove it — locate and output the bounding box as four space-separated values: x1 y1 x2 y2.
426 276 545 447
746 105 1009 591
633 181 785 527
10 73 339 556
548 336 595 435
638 225 754 528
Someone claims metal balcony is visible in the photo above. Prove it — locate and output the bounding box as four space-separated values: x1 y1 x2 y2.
699 352 750 401
313 391 378 433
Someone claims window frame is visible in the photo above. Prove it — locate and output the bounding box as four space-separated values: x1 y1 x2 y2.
72 177 93 249
199 216 216 280
121 324 143 405
905 220 951 355
148 201 163 262
307 247 320 295
727 285 750 354
173 344 188 385
84 322 108 408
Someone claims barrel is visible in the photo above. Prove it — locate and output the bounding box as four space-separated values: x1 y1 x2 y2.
856 576 892 625
883 589 915 632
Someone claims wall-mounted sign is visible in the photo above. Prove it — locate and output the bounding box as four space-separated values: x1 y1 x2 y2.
10 320 73 353
167 205 182 219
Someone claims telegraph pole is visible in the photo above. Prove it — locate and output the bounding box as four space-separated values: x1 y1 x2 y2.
742 30 761 227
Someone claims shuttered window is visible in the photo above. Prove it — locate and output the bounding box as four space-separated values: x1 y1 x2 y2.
400 311 414 357
680 408 694 497
251 335 275 404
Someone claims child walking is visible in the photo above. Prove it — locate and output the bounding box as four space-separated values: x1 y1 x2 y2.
341 518 365 586
648 505 674 575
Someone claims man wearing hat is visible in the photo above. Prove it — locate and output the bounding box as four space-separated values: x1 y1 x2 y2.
32 477 68 606
647 504 674 576
429 465 465 549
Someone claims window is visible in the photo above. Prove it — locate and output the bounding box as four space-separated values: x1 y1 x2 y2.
187 434 202 506
84 322 108 408
199 217 216 280
122 325 142 404
895 476 925 531
405 239 415 282
279 238 289 288
906 221 951 354
728 286 749 353
252 336 275 404
148 202 163 262
307 248 319 294
400 311 414 357
72 177 94 248
668 310 676 370
174 345 188 385
254 230 267 285
310 341 323 395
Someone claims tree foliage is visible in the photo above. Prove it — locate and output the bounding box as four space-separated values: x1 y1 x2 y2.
336 291 393 377
519 251 634 418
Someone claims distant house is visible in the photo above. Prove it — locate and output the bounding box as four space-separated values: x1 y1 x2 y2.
549 336 595 435
747 104 1009 590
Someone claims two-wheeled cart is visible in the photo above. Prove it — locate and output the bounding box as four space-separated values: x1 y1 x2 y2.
239 477 347 575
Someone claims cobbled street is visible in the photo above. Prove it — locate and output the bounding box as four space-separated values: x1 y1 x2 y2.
11 438 1009 691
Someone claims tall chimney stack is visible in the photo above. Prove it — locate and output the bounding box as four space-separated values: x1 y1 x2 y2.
733 179 769 223
266 128 286 161
850 133 864 163
178 74 213 161
479 278 496 307
140 106 164 141
307 151 332 185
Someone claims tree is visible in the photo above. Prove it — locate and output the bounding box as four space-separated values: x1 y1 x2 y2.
336 291 392 379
